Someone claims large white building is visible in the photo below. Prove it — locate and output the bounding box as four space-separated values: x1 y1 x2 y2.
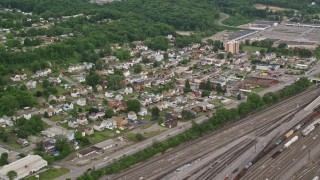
0 155 48 180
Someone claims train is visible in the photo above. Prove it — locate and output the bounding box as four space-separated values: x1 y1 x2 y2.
233 106 320 180
302 118 320 136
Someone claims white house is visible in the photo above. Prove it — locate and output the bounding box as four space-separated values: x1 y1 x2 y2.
93 119 116 131
77 98 86 106
77 115 88 125
115 94 123 101
138 108 148 116
23 114 32 120
105 92 114 98
26 80 37 89
128 111 137 121
63 102 74 111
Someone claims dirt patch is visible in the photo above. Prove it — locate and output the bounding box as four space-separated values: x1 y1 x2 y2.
254 4 289 11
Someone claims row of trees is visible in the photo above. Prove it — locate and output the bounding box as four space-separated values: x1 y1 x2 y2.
77 77 312 179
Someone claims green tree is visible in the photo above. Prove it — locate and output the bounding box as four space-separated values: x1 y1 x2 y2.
0 153 8 166
113 48 131 61
0 95 19 115
75 130 83 140
86 71 100 87
218 53 224 59
151 107 160 118
184 79 192 94
6 170 17 180
145 36 169 51
133 64 142 74
201 90 210 97
181 110 195 120
126 99 141 113
105 108 115 119
237 93 242 100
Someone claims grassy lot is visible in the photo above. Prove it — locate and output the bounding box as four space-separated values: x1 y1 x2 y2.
49 114 68 122
24 167 70 180
88 130 115 144
143 130 162 138
140 123 153 130
254 4 291 11
211 99 223 108
252 87 266 93
6 134 21 149
243 45 267 52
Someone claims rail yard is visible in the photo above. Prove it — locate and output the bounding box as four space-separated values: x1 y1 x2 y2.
107 86 320 180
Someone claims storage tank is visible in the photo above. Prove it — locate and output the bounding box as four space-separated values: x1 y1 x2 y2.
284 136 298 149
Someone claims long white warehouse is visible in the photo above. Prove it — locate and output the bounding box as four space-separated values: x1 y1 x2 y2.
0 155 47 180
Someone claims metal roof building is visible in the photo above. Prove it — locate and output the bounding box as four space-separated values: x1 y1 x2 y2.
0 155 47 180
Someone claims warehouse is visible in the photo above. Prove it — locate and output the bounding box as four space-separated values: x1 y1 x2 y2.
0 155 47 180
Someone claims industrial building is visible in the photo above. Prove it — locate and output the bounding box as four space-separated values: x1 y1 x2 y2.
0 155 48 180
249 20 279 30
225 40 240 54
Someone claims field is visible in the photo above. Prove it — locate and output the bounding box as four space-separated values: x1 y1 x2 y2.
24 167 70 180
243 45 267 52
254 4 290 11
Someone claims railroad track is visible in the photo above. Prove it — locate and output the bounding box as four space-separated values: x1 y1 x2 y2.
108 87 320 180
244 125 320 180
184 139 255 180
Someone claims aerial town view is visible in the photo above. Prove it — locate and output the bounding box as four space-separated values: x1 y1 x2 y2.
0 0 319 180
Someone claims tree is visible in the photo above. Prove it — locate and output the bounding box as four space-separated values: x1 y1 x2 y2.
218 53 224 59
278 43 287 49
86 71 100 87
105 108 115 118
237 93 242 100
126 99 141 113
201 90 210 97
151 107 160 118
0 153 8 166
181 110 195 120
184 79 192 94
227 52 233 59
145 36 169 51
75 130 83 140
260 49 266 56
6 170 17 180
133 64 142 74
216 83 223 94
0 95 19 116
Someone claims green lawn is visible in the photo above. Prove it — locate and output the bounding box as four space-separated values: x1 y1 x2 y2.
88 130 115 144
140 123 153 130
243 45 267 52
24 167 70 180
252 87 266 93
144 130 162 138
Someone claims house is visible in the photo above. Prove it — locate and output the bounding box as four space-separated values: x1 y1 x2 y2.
10 74 26 81
133 82 145 91
138 108 148 116
71 90 80 97
111 116 128 128
164 119 178 128
84 127 94 136
41 130 56 138
46 106 55 117
48 95 57 102
128 111 137 121
77 147 96 158
68 120 78 128
57 95 66 102
48 77 61 84
115 94 123 101
119 87 133 95
17 138 29 147
77 115 88 125
77 98 86 106
63 102 74 111
105 92 114 98
42 140 55 153
0 116 13 127
26 80 37 89
23 114 32 120
93 119 116 131
76 76 86 83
